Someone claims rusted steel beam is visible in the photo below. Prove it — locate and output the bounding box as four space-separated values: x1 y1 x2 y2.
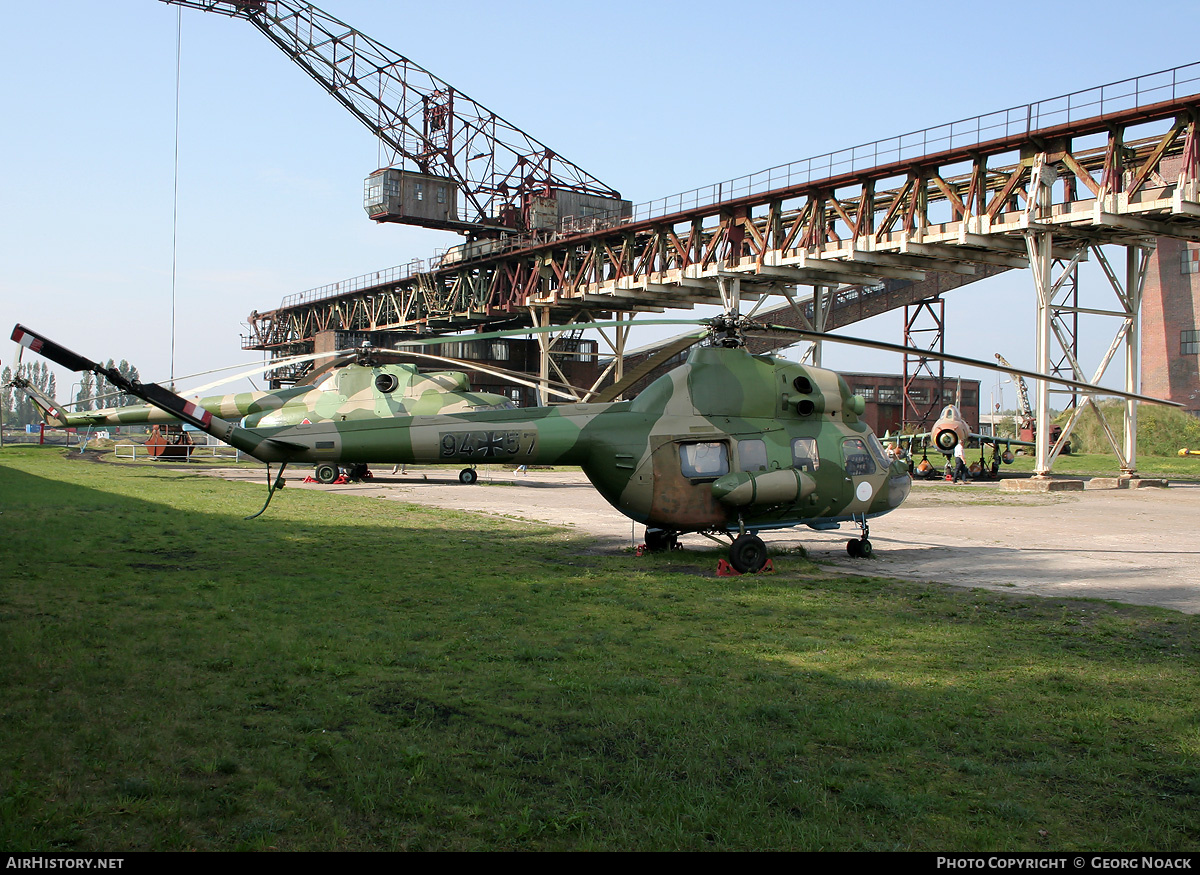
246 88 1200 359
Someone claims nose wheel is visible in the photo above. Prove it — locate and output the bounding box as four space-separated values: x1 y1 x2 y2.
846 537 873 558
846 516 872 558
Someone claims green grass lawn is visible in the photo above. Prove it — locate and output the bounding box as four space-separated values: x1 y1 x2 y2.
1 445 1197 851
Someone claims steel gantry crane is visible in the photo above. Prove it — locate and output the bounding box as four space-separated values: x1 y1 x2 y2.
161 0 628 240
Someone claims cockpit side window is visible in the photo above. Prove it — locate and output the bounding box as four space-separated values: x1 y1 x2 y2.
791 437 819 473
865 433 889 467
842 437 877 477
679 441 730 480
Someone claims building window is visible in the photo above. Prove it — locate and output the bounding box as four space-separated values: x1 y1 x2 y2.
1182 248 1199 275
877 387 901 404
1183 329 1200 355
854 386 875 401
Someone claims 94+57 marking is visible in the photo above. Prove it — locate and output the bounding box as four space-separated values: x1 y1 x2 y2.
439 430 536 459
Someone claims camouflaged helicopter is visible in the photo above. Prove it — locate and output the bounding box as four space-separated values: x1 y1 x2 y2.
10 319 1174 573
10 350 519 484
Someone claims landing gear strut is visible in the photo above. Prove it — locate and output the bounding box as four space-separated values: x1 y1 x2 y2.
846 516 872 559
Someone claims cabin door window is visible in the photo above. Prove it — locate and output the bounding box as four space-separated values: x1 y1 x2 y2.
678 441 730 480
737 439 768 472
791 437 819 473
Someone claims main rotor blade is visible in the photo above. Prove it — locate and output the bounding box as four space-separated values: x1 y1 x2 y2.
756 324 1182 407
395 317 704 346
181 347 362 395
392 350 584 401
11 325 237 436
295 352 359 386
366 347 584 392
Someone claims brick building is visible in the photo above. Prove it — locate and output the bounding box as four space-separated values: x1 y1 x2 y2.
842 373 979 436
1142 237 1200 415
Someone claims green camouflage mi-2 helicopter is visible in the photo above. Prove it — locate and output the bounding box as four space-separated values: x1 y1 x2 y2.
9 319 1172 573
9 349 523 484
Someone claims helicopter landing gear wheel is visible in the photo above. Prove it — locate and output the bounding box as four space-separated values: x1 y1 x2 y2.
643 528 679 553
314 463 338 484
847 515 872 559
847 538 873 558
458 467 478 485
729 534 768 574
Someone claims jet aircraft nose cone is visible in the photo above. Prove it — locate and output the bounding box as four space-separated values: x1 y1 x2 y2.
935 430 957 450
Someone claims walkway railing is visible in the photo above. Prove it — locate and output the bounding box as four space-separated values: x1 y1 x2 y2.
113 443 243 462
622 62 1200 226
273 62 1200 312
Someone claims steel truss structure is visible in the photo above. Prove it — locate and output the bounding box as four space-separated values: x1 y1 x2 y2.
902 298 947 432
246 64 1200 348
226 52 1200 473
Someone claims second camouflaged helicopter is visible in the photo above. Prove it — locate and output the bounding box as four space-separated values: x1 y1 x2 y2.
11 349 519 484
11 318 1175 573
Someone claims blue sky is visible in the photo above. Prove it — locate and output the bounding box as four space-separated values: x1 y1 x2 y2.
3 0 1198 402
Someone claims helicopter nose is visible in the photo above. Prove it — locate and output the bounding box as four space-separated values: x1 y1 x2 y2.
887 469 912 507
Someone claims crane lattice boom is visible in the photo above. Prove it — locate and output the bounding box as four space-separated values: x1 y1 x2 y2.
995 353 1034 424
162 0 626 236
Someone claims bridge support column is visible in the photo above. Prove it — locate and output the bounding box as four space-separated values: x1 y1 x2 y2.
1042 242 1150 476
531 306 552 407
1026 233 1150 477
1027 230 1055 477
1123 246 1146 475
578 311 633 401
809 284 833 367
